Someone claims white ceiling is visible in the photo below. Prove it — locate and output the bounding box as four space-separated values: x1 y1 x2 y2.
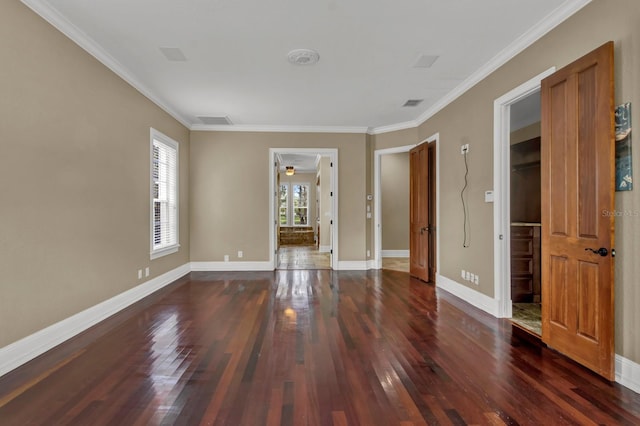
278 153 320 174
23 0 589 133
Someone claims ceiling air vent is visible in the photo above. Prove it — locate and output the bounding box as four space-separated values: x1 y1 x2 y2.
413 54 439 68
159 47 187 62
197 116 233 125
402 99 424 107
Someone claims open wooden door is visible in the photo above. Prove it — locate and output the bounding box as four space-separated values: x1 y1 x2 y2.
541 41 615 379
410 143 429 282
428 143 437 283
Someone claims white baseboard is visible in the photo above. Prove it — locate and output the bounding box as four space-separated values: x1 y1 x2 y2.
0 263 191 379
367 260 379 270
190 261 273 271
337 260 370 270
319 245 331 253
381 250 409 258
616 354 640 394
435 273 500 317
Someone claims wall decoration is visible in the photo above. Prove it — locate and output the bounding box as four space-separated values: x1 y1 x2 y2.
615 102 633 191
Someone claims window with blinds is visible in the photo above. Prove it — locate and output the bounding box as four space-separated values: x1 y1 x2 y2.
150 129 179 259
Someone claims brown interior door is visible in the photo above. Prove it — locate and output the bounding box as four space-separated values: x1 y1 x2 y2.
541 41 615 379
410 143 429 282
427 143 437 283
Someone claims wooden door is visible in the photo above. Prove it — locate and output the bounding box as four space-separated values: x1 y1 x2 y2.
410 143 429 282
427 143 437 283
541 42 615 379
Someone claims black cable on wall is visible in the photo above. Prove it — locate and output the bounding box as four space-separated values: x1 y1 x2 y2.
461 150 470 247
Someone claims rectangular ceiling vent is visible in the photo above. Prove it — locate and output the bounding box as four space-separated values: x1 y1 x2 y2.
402 99 424 107
413 54 439 68
159 47 187 62
197 116 233 125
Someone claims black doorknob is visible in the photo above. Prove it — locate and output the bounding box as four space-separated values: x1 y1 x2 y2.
585 247 608 257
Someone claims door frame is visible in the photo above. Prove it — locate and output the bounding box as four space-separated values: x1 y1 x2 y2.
373 133 440 273
493 67 555 318
269 148 339 270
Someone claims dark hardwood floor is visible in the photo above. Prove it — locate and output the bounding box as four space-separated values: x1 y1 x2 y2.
1 270 639 425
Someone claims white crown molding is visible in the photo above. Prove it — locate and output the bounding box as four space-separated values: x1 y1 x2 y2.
0 263 190 378
20 0 192 128
369 0 592 136
22 0 590 136
190 124 369 134
368 120 419 135
190 261 273 271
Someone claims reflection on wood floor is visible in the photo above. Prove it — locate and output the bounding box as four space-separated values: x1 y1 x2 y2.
382 257 410 272
277 245 330 269
1 270 638 425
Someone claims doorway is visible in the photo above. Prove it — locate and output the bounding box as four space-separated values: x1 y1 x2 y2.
374 134 439 279
493 67 555 320
269 148 338 270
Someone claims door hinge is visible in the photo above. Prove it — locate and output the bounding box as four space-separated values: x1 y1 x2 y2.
330 220 333 225
330 191 333 196
330 162 333 167
330 249 333 254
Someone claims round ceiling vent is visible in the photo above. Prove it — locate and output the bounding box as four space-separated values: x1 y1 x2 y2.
287 49 320 66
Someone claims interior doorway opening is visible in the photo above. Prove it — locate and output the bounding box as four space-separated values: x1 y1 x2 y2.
269 148 338 270
493 67 554 323
374 134 439 279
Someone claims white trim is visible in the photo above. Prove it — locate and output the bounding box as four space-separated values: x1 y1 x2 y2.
436 273 500 317
0 263 190 378
270 148 338 270
20 0 191 128
367 260 378 270
337 261 369 271
191 124 369 134
615 355 640 395
381 250 409 258
368 121 419 136
369 0 591 135
190 261 273 271
492 67 555 318
319 245 332 253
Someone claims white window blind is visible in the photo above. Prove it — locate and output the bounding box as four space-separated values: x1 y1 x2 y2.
151 129 179 259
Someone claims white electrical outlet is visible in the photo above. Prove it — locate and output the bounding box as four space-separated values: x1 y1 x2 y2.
466 271 471 281
138 269 142 279
224 255 229 262
461 269 466 279
474 275 479 285
145 267 150 277
238 251 243 258
367 250 371 258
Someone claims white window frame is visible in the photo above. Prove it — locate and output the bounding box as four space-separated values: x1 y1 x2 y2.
150 128 180 259
291 182 310 226
279 183 289 226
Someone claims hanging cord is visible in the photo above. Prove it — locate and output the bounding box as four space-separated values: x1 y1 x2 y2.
461 151 470 247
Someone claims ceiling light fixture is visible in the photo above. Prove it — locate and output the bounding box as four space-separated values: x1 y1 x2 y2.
287 49 320 66
285 166 295 176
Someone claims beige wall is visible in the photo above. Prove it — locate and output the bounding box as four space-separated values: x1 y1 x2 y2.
0 2 190 347
190 131 367 262
410 0 640 362
318 157 332 248
381 153 409 251
279 172 317 227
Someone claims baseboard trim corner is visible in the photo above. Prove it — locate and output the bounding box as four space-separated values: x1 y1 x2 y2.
615 354 640 395
435 273 500 317
0 263 191 379
381 250 409 258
